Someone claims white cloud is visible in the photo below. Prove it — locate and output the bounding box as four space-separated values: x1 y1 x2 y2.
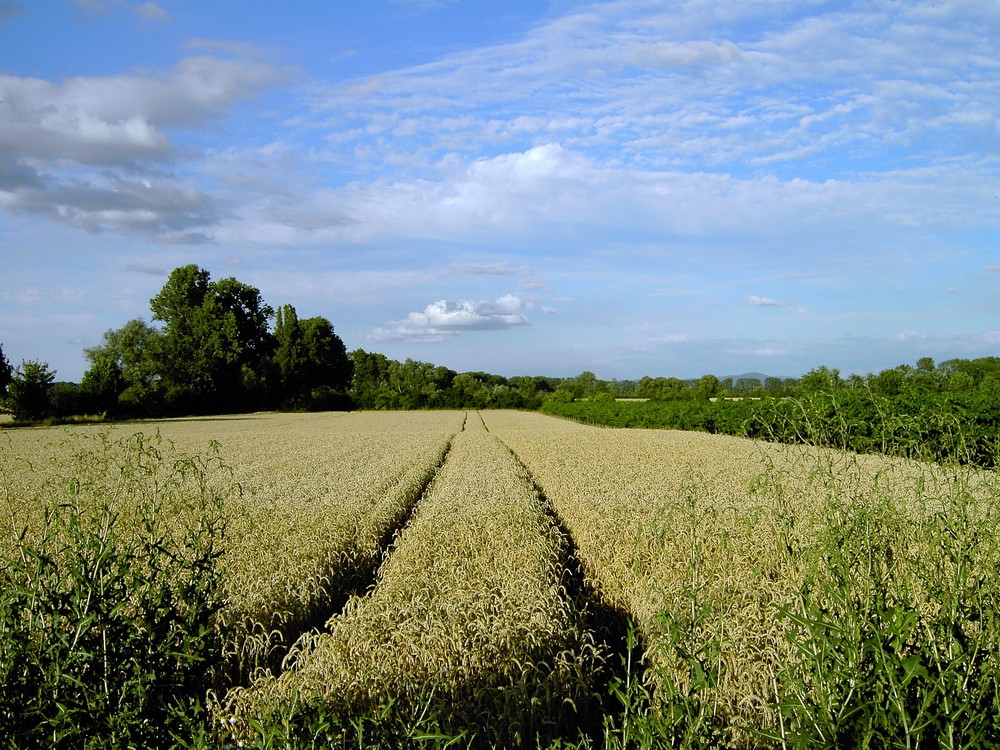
369 294 531 343
627 333 693 352
0 56 284 165
451 261 531 276
0 53 286 237
748 295 791 307
744 346 789 357
888 330 924 342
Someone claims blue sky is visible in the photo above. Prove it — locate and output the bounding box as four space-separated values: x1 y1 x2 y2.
1 0 998 382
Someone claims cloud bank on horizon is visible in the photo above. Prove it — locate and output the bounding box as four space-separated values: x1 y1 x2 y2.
1 0 998 381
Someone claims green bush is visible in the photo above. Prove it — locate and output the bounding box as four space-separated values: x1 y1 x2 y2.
6 359 56 422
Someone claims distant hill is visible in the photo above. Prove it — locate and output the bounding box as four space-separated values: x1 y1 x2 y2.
723 372 771 384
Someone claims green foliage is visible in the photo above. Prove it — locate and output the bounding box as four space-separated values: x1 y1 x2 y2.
273 307 353 408
0 342 12 398
81 318 162 415
0 433 228 748
543 358 1000 469
5 359 56 421
149 264 275 413
71 267 360 418
763 464 1000 749
232 696 475 750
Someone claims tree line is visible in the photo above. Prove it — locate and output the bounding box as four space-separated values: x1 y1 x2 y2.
542 358 1000 468
2 264 998 459
0 264 559 421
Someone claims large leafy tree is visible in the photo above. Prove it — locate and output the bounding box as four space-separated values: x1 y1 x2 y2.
272 305 352 407
351 349 394 409
149 265 273 413
81 319 163 414
299 315 352 392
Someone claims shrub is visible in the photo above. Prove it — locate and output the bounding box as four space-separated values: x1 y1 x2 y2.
6 359 56 421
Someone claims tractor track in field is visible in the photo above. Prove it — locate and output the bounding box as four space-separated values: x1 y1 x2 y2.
258 416 467 681
491 419 648 734
259 410 644 740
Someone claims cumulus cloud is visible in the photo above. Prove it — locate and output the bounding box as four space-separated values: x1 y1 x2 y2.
0 56 284 165
369 294 531 343
0 52 286 239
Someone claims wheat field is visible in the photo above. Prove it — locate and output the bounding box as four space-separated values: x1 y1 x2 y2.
3 409 998 747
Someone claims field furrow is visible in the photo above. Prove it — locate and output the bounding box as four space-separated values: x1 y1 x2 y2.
5 409 997 746
1 411 466 680
223 411 602 744
482 409 999 741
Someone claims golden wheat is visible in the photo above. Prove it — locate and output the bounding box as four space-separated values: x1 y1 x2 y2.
5 409 996 744
482 410 997 740
1 411 466 678
223 411 598 740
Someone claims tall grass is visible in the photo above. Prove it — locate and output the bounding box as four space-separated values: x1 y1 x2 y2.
762 453 1000 748
0 432 227 748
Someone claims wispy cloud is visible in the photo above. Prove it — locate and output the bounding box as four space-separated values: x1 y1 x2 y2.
2 0 998 380
747 295 792 307
888 330 925 342
451 261 531 276
132 2 169 23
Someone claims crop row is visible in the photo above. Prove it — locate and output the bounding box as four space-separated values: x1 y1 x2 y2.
221 412 602 745
483 410 1000 745
4 409 998 746
1 411 465 680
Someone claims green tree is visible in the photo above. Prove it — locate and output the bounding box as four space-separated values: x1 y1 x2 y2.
7 360 56 421
0 343 12 399
299 316 352 395
81 319 163 414
763 376 785 393
272 304 305 401
569 370 603 399
387 359 455 409
272 306 352 408
800 365 842 392
696 373 721 400
149 265 273 413
351 349 395 409
451 372 492 408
